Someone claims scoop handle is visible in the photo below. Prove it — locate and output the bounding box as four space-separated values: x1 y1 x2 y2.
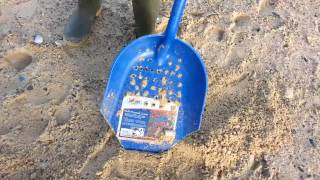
157 0 187 65
165 0 187 41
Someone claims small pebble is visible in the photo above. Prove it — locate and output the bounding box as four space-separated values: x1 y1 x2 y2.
309 138 316 147
27 85 33 90
54 40 64 47
156 16 163 24
30 172 37 180
33 34 43 45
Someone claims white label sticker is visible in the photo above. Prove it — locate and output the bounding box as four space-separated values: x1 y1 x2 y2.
117 96 179 144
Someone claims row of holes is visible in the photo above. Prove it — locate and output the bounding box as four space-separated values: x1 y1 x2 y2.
133 65 181 74
143 100 173 107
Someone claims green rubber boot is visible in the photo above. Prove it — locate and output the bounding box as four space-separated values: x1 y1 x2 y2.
63 0 102 45
132 0 160 37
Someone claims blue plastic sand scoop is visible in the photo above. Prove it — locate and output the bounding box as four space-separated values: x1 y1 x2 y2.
100 0 208 153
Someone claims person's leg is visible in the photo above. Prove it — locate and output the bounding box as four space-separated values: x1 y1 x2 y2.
132 0 160 37
64 0 102 45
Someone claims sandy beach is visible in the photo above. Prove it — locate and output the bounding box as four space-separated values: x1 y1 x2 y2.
0 0 319 179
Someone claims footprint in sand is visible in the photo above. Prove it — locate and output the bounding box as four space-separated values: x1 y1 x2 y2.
27 83 70 106
0 58 9 70
257 0 278 16
205 26 225 42
4 49 33 71
53 104 71 126
0 103 49 145
229 13 251 32
237 155 270 179
214 28 225 42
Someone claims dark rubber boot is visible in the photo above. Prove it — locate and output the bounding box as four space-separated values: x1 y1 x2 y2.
63 0 102 45
132 0 160 37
